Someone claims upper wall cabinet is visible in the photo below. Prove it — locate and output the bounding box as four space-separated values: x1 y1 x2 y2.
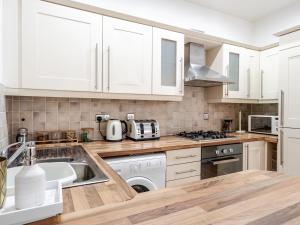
245 49 260 99
206 44 278 103
206 44 258 102
260 47 279 100
223 45 247 99
22 0 102 91
152 28 184 96
102 17 152 94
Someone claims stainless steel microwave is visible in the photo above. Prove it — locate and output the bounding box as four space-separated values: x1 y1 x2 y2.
248 115 279 135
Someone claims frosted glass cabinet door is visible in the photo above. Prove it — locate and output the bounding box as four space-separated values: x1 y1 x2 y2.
153 28 184 96
222 45 246 99
22 0 102 91
228 52 240 92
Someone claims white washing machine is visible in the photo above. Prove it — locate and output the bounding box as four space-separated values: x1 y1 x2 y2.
105 153 166 193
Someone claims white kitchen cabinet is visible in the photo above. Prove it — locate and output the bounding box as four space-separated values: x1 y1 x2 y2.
102 17 152 94
279 128 300 176
22 0 102 91
260 47 279 100
223 45 247 99
279 44 300 128
152 28 184 96
243 141 266 170
166 148 201 187
206 44 260 102
245 50 260 99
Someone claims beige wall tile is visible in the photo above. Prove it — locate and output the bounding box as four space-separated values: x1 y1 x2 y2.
33 101 46 112
5 87 279 143
58 102 69 112
46 112 58 131
46 102 58 112
20 100 33 111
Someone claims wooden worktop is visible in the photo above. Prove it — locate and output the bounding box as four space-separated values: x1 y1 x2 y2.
42 170 300 225
32 133 278 224
83 133 278 158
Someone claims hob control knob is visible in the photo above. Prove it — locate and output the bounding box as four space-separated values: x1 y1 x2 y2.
222 149 228 154
215 150 220 155
229 148 234 153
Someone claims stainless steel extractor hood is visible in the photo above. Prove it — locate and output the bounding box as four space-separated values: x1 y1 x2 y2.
184 43 232 87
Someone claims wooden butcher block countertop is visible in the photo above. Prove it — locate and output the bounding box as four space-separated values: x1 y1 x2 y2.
32 133 278 225
84 133 278 158
41 170 300 225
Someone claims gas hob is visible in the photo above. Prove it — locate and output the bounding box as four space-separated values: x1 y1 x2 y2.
178 130 234 141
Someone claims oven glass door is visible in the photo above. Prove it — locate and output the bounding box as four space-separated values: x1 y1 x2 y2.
201 154 243 179
250 116 272 134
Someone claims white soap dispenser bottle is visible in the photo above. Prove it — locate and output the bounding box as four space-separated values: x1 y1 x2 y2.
15 144 46 209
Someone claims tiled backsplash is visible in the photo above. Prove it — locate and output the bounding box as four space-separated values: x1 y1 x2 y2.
5 87 278 143
0 84 8 148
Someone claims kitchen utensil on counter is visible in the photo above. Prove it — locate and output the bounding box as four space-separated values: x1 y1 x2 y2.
222 119 234 133
63 130 76 140
236 111 246 134
0 156 7 209
49 131 63 140
126 119 160 141
35 131 49 141
15 143 46 209
81 128 94 142
16 128 28 143
106 119 127 142
0 181 62 225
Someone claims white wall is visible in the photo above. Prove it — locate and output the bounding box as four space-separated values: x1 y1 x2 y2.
73 0 254 45
253 2 300 47
65 0 300 47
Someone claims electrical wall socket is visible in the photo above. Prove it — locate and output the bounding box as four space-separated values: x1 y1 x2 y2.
203 113 209 120
96 113 110 122
127 113 135 120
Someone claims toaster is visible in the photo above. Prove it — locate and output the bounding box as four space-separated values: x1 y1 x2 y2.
126 120 160 141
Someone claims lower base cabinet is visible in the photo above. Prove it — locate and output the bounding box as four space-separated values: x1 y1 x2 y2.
166 148 201 187
243 141 266 170
166 176 200 188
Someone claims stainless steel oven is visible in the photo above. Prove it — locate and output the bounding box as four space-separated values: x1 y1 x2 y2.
201 144 243 179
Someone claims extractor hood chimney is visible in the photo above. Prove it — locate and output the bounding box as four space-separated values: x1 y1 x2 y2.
184 43 232 87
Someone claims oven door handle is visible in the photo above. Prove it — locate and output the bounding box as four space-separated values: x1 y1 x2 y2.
209 157 240 165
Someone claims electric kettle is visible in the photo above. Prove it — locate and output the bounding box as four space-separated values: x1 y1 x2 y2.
106 119 127 141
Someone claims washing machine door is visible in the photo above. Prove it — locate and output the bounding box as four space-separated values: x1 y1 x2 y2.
127 177 157 193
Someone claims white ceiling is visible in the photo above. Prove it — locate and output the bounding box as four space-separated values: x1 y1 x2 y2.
185 0 300 21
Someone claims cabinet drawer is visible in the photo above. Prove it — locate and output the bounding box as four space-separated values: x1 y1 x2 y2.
166 176 200 188
167 148 201 165
167 162 200 181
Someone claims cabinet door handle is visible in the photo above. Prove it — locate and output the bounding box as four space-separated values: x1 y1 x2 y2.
247 68 251 98
261 70 264 98
107 46 111 92
210 157 239 165
280 90 284 127
225 65 229 96
179 57 184 94
175 169 196 175
280 130 284 166
175 154 197 159
95 43 99 90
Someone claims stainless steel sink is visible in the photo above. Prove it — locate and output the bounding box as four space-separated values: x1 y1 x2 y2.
70 162 95 183
8 145 109 188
